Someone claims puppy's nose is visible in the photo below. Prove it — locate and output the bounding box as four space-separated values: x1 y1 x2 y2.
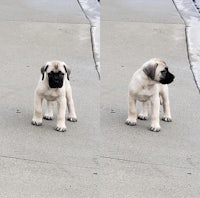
54 74 59 79
170 73 175 80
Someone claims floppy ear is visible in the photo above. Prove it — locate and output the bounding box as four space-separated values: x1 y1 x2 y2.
63 65 71 81
41 65 48 80
143 63 158 80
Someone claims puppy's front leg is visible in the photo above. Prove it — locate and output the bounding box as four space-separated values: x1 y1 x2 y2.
32 93 43 126
138 101 149 120
66 84 77 122
126 94 137 126
150 94 161 132
43 101 54 120
56 97 67 132
160 86 172 122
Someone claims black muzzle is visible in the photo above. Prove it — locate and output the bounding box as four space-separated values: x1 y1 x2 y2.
160 72 175 84
48 72 64 88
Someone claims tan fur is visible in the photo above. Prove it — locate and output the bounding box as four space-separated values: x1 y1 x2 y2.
126 58 173 132
32 60 77 132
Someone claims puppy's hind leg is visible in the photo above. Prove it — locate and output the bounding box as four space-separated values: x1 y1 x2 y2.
160 86 172 122
43 101 54 120
66 85 77 122
138 101 149 120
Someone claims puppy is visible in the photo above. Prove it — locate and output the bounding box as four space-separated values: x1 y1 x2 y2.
125 58 175 132
32 60 77 132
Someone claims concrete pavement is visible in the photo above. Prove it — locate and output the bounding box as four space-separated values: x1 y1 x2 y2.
0 0 99 197
101 0 200 197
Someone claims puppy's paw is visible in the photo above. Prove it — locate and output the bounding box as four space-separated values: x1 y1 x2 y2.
31 119 42 126
55 126 67 132
138 114 148 120
43 115 54 120
162 116 172 122
149 126 161 132
125 119 137 126
67 117 77 122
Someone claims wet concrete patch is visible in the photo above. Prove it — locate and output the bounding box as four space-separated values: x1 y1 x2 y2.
102 0 183 24
0 0 88 23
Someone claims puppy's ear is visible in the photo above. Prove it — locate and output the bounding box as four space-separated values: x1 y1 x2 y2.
63 65 71 81
41 65 48 80
143 63 158 80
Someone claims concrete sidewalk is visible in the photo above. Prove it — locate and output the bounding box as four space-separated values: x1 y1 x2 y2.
101 0 200 197
0 0 99 197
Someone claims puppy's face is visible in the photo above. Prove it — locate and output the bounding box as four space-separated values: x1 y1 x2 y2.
41 61 71 88
143 58 175 84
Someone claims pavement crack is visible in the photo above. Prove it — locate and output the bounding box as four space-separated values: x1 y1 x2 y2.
0 154 54 165
100 155 196 170
0 154 98 170
77 0 100 79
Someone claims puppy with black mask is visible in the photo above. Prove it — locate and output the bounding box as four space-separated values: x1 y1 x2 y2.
125 58 175 132
32 60 77 132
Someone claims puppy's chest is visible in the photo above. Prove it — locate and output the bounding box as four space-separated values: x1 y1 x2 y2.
135 86 154 102
43 89 63 101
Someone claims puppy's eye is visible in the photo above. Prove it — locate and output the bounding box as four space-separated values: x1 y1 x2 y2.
161 70 166 74
161 68 168 75
48 71 53 75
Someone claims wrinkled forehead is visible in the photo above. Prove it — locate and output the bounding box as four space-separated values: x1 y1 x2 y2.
156 60 167 70
46 61 66 73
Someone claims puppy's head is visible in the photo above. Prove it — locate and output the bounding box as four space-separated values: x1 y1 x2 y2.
41 60 71 88
143 58 175 84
